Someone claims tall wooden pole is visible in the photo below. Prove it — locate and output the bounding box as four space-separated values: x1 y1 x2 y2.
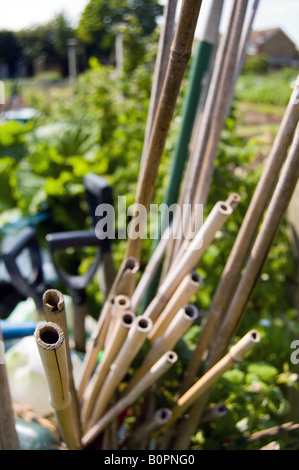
139 0 178 174
125 0 203 262
0 327 19 450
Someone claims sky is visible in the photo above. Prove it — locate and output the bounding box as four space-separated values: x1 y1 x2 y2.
0 0 298 48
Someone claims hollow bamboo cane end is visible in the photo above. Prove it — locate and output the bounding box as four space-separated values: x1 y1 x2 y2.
225 192 241 210
34 321 65 351
216 200 233 216
43 289 65 313
229 329 260 362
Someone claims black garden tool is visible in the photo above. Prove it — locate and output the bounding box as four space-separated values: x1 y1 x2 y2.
83 173 116 294
46 174 115 353
46 231 105 353
2 226 49 318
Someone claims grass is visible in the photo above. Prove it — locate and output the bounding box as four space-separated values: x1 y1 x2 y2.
232 67 298 157
234 101 283 139
235 68 297 107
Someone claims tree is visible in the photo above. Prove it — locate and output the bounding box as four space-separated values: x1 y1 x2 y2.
77 0 163 68
16 13 76 76
0 30 21 76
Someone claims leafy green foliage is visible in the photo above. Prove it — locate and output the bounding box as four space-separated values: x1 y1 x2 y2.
77 0 162 70
15 13 76 76
242 53 270 74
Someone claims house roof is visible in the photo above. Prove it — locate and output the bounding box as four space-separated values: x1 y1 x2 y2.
250 28 296 48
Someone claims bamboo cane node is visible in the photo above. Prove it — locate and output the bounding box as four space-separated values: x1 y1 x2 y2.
155 291 170 304
50 392 72 412
170 48 191 66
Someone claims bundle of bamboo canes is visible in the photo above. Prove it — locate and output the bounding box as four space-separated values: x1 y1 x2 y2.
2 0 298 452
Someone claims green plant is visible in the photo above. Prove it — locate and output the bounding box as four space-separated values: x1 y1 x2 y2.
242 53 269 75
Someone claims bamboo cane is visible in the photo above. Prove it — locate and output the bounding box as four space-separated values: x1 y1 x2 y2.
166 0 239 261
161 0 224 216
192 0 249 210
81 351 178 448
126 408 173 450
101 408 118 450
172 1 246 260
81 311 134 431
139 0 178 173
160 330 260 437
72 302 87 354
126 305 198 392
43 289 81 445
180 77 299 393
114 257 139 297
207 124 299 368
125 0 203 262
159 191 204 282
77 257 138 398
173 125 299 450
34 322 82 449
155 400 223 448
231 0 261 99
247 422 299 443
166 194 239 279
225 192 241 210
130 224 173 312
168 389 209 450
144 0 224 281
101 250 116 297
201 403 228 423
143 201 232 323
148 271 202 342
174 193 239 262
260 441 280 450
105 294 131 345
0 327 19 450
77 297 113 399
87 316 152 428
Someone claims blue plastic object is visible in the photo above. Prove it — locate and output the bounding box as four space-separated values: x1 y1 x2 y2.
1 107 39 123
0 320 40 340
